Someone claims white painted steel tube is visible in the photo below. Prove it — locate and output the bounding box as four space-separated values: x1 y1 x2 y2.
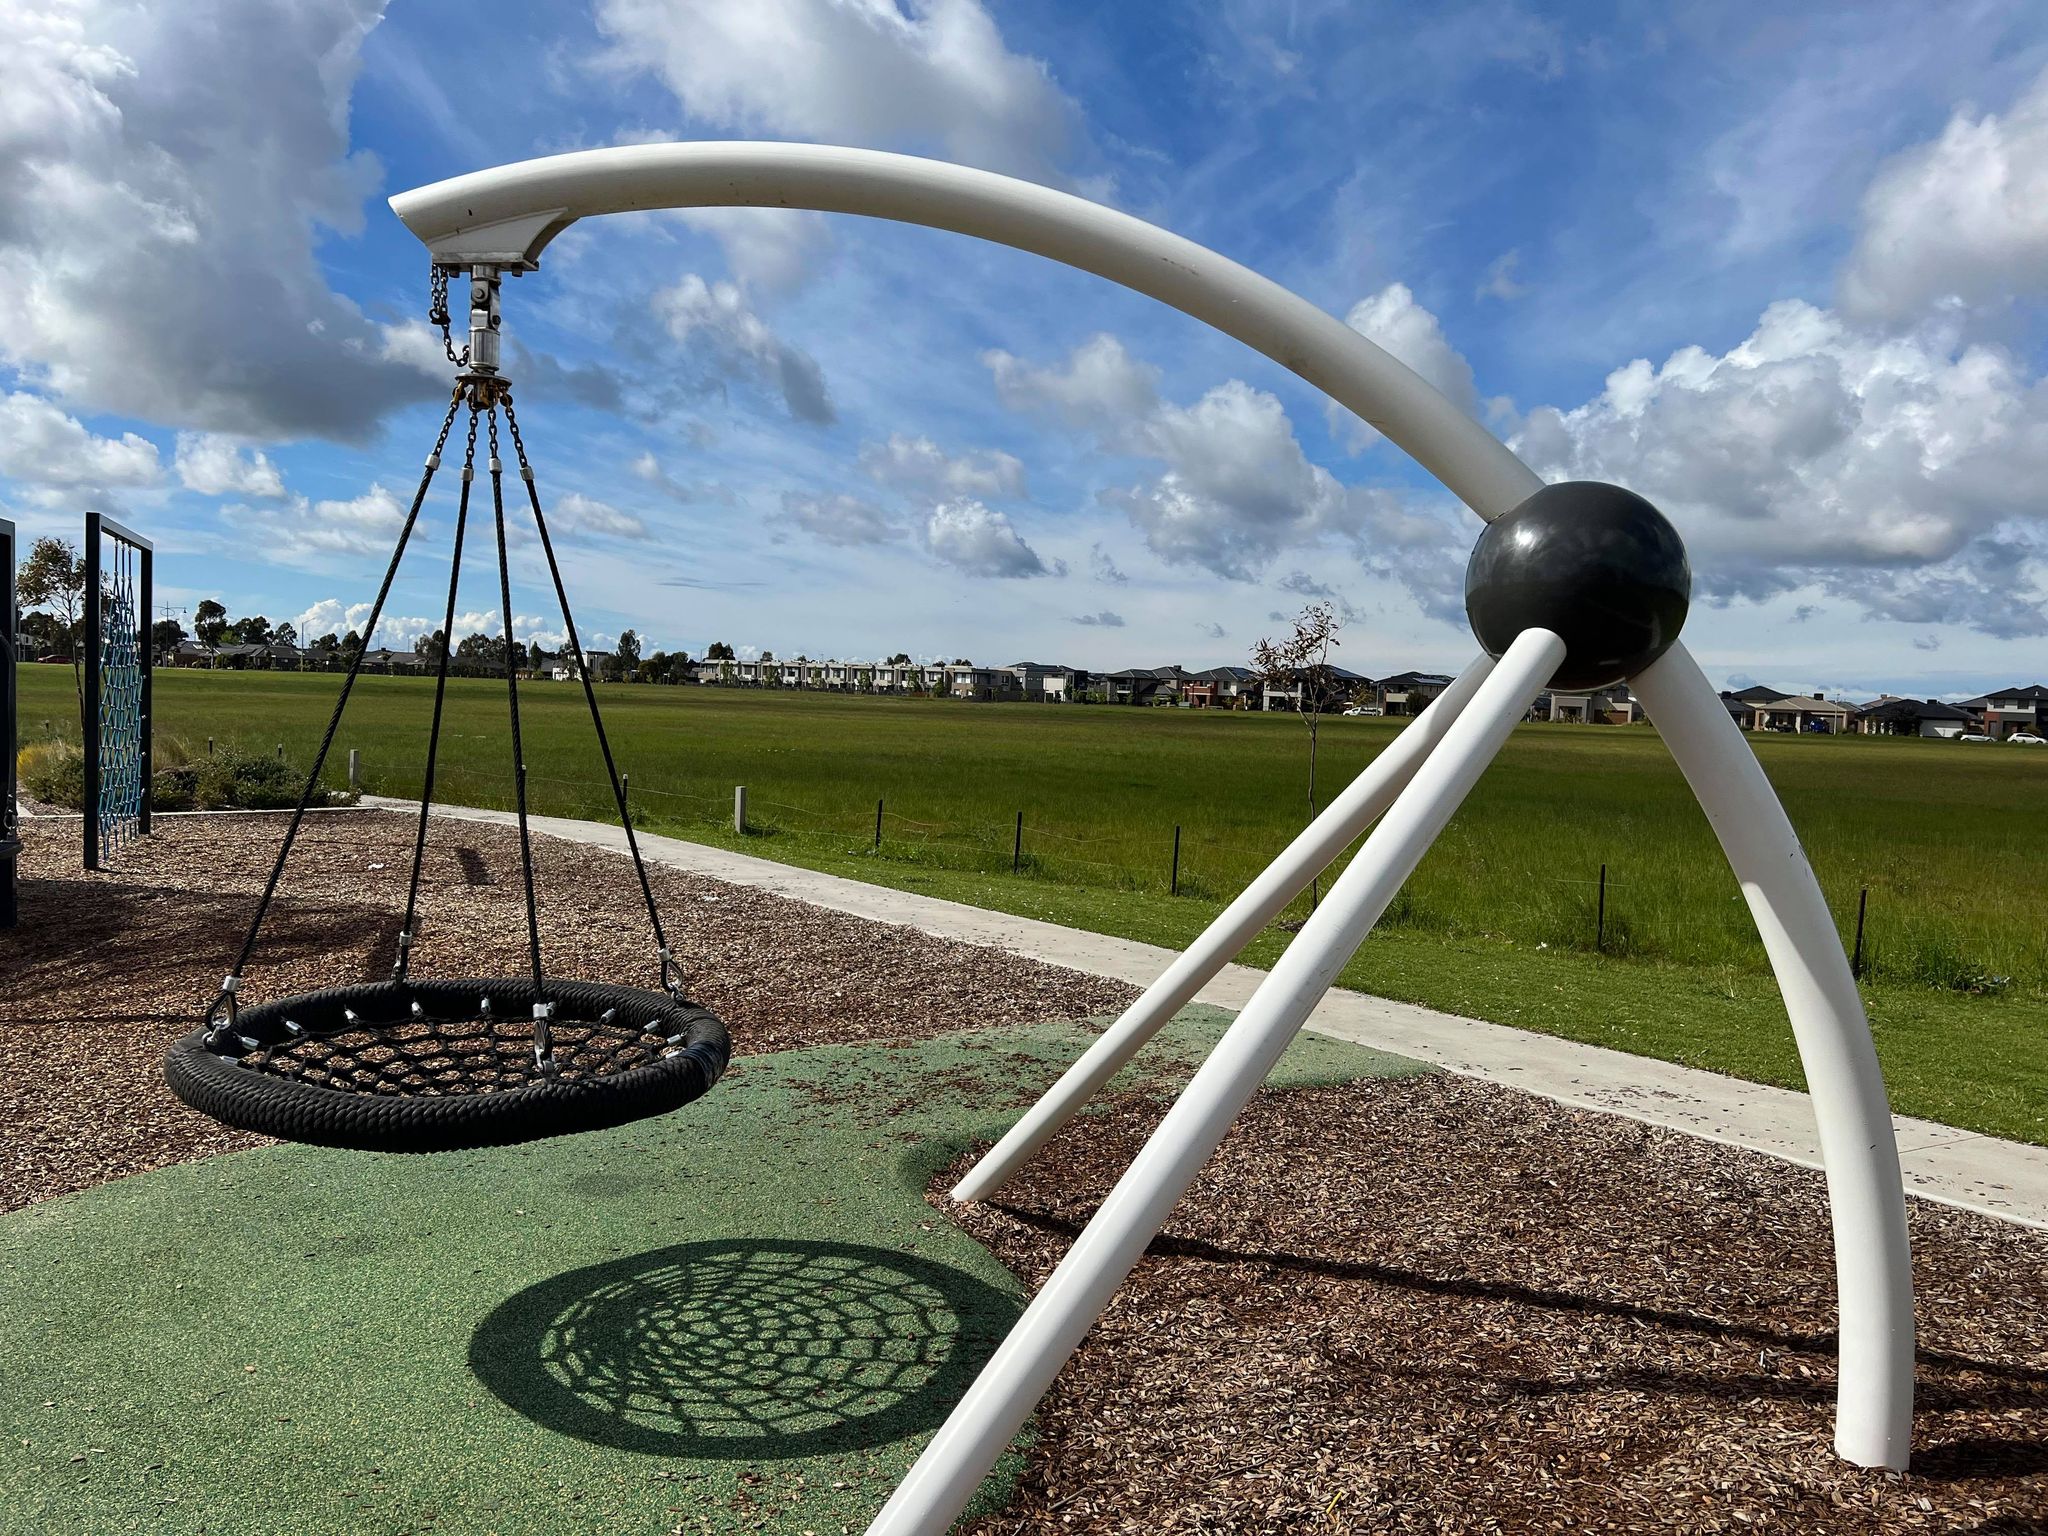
1631 641 1914 1469
390 144 1542 523
866 629 1564 1536
951 654 1493 1202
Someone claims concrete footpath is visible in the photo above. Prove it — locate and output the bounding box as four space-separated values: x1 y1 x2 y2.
388 799 2048 1230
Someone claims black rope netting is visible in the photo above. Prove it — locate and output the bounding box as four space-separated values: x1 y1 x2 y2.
165 269 725 1152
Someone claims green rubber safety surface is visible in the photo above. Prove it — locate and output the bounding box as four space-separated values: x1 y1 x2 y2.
0 1010 1425 1535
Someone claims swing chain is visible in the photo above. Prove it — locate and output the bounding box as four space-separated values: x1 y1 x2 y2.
428 263 470 369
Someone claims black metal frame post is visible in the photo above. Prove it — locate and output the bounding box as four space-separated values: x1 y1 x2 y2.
83 513 154 871
1 516 18 927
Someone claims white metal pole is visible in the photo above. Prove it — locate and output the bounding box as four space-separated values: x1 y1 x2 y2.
952 655 1493 1202
1631 641 1914 1469
866 628 1564 1536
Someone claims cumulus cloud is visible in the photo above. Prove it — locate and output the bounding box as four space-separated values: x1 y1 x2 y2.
923 498 1050 576
984 333 1159 426
592 0 1091 187
1328 282 1483 452
1841 66 2048 326
224 483 409 568
987 333 1467 614
859 433 1026 498
674 206 833 293
0 0 433 440
552 490 649 541
174 433 286 499
0 390 160 492
1511 299 2048 636
778 491 903 547
1071 609 1124 627
654 274 834 424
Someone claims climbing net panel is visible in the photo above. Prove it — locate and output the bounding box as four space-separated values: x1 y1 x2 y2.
85 513 153 870
2 515 17 926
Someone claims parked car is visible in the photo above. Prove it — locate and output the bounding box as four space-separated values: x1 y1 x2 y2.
2008 732 2046 746
1959 733 1994 743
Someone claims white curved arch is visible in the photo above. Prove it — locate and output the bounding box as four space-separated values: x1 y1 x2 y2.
389 144 1914 1505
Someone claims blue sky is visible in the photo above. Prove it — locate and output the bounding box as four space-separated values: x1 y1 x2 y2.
3 0 2045 696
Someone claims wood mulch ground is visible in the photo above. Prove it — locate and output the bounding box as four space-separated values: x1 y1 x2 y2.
940 1075 2048 1534
0 811 1134 1212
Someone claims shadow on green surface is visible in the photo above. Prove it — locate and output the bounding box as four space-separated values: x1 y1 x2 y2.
470 1237 1019 1459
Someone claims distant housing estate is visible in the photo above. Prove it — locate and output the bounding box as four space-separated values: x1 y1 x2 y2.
134 633 2047 737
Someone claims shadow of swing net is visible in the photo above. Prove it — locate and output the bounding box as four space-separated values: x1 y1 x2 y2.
468 1239 1020 1459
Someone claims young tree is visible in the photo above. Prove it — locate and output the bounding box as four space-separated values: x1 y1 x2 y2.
151 617 188 659
615 628 643 674
1251 601 1343 909
340 628 364 659
194 598 230 647
17 537 88 730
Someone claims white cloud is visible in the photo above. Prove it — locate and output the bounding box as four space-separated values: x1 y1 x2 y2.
984 333 1159 427
1476 249 1529 302
859 432 1026 498
778 491 903 547
1840 66 2048 326
987 334 1464 607
674 206 832 293
593 0 1091 186
1511 299 2048 637
225 483 408 568
1328 283 1482 452
0 0 433 439
653 274 834 424
923 498 1049 577
0 390 160 488
553 490 649 541
174 433 286 499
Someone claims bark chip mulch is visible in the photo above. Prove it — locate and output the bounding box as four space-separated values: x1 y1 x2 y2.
941 1073 2048 1535
0 811 1134 1212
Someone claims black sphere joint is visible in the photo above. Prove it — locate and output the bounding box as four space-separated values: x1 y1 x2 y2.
1463 481 1690 691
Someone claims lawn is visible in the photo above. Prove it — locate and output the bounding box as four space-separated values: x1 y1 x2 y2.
16 664 2048 1142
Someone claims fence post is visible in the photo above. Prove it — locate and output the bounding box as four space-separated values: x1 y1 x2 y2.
1013 810 1023 874
1596 862 1607 953
621 772 629 818
276 742 285 760
347 748 360 793
1171 824 1181 896
734 785 747 835
875 797 883 850
207 736 214 757
1852 886 1869 980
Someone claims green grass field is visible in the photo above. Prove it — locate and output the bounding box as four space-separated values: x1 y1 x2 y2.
17 664 2048 1141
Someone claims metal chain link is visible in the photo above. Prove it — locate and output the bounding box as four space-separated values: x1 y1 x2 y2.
428 264 470 368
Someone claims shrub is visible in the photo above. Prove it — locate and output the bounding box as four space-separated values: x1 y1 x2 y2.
191 748 303 811
18 741 86 809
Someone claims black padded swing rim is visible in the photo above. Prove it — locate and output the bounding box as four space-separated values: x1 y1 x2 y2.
164 979 730 1154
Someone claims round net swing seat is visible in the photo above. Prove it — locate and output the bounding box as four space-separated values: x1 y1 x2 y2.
165 979 730 1154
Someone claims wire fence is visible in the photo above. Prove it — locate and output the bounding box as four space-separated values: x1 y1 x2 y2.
154 729 2027 997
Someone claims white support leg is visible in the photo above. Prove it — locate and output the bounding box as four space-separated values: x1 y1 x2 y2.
952 655 1494 1202
1631 641 1914 1470
866 628 1565 1536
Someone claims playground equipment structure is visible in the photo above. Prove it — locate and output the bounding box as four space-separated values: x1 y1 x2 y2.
353 141 1917 1534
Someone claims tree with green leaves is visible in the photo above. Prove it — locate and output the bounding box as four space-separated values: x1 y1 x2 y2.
194 598 229 648
17 536 87 730
615 628 642 673
706 640 735 661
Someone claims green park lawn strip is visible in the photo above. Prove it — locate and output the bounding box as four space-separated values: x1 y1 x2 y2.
0 1010 1414 1536
18 667 2047 1144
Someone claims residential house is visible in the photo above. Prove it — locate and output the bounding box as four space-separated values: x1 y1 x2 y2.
1959 684 2048 739
1373 670 1455 718
1262 664 1368 712
1534 683 1641 724
1008 662 1087 701
211 640 304 670
944 662 1020 700
1722 692 1852 734
1854 698 1974 738
1185 665 1258 708
1104 665 1195 706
